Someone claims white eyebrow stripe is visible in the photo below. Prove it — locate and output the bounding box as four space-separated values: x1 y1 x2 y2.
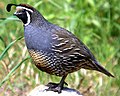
16 6 33 13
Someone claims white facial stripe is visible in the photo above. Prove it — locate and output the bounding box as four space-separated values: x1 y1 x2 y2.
16 6 33 13
24 11 31 26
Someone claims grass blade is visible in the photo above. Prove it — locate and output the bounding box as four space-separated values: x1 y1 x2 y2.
0 36 23 60
0 57 30 87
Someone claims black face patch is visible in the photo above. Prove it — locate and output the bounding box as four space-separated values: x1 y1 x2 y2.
15 9 28 24
15 9 32 25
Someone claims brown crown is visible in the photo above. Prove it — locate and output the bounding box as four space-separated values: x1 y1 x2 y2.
19 4 34 10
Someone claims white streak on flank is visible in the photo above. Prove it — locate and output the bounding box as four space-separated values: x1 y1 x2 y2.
16 6 33 13
24 11 31 26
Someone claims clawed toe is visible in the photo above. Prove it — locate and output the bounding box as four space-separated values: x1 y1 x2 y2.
45 82 63 93
46 86 62 93
46 82 59 88
46 82 68 88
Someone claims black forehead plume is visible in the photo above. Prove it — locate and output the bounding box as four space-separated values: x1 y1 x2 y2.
6 4 18 12
6 3 34 12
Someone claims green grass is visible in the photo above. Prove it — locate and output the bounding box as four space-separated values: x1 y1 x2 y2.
0 0 120 96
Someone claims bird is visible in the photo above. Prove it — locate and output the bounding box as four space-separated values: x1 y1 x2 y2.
6 4 114 93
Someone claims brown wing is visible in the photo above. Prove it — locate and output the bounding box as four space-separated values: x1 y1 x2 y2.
50 28 95 73
51 28 95 60
50 28 114 77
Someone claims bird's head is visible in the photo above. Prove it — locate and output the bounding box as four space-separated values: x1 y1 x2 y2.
6 4 45 26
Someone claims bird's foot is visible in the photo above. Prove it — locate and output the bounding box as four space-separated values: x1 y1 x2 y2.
45 82 68 93
46 85 62 93
46 82 68 87
46 82 59 88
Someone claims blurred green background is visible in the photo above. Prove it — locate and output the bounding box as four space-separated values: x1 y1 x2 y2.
0 0 120 96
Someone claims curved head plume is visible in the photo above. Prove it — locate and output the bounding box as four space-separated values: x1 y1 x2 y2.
6 4 19 12
6 4 34 12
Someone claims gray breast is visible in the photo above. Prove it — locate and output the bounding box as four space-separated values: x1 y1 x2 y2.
24 24 52 52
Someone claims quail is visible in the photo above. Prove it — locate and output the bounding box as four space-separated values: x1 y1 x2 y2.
6 4 114 93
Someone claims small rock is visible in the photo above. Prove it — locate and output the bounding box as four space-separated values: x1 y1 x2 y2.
28 85 83 96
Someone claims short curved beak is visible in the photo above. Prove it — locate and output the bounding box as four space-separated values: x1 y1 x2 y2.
14 12 17 16
14 11 22 16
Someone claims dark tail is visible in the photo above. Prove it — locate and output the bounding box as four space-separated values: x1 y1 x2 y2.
93 61 114 77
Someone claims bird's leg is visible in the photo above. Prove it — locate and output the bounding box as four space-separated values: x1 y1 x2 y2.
46 75 67 93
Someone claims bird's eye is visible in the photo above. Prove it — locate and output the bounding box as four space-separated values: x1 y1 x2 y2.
22 9 26 12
